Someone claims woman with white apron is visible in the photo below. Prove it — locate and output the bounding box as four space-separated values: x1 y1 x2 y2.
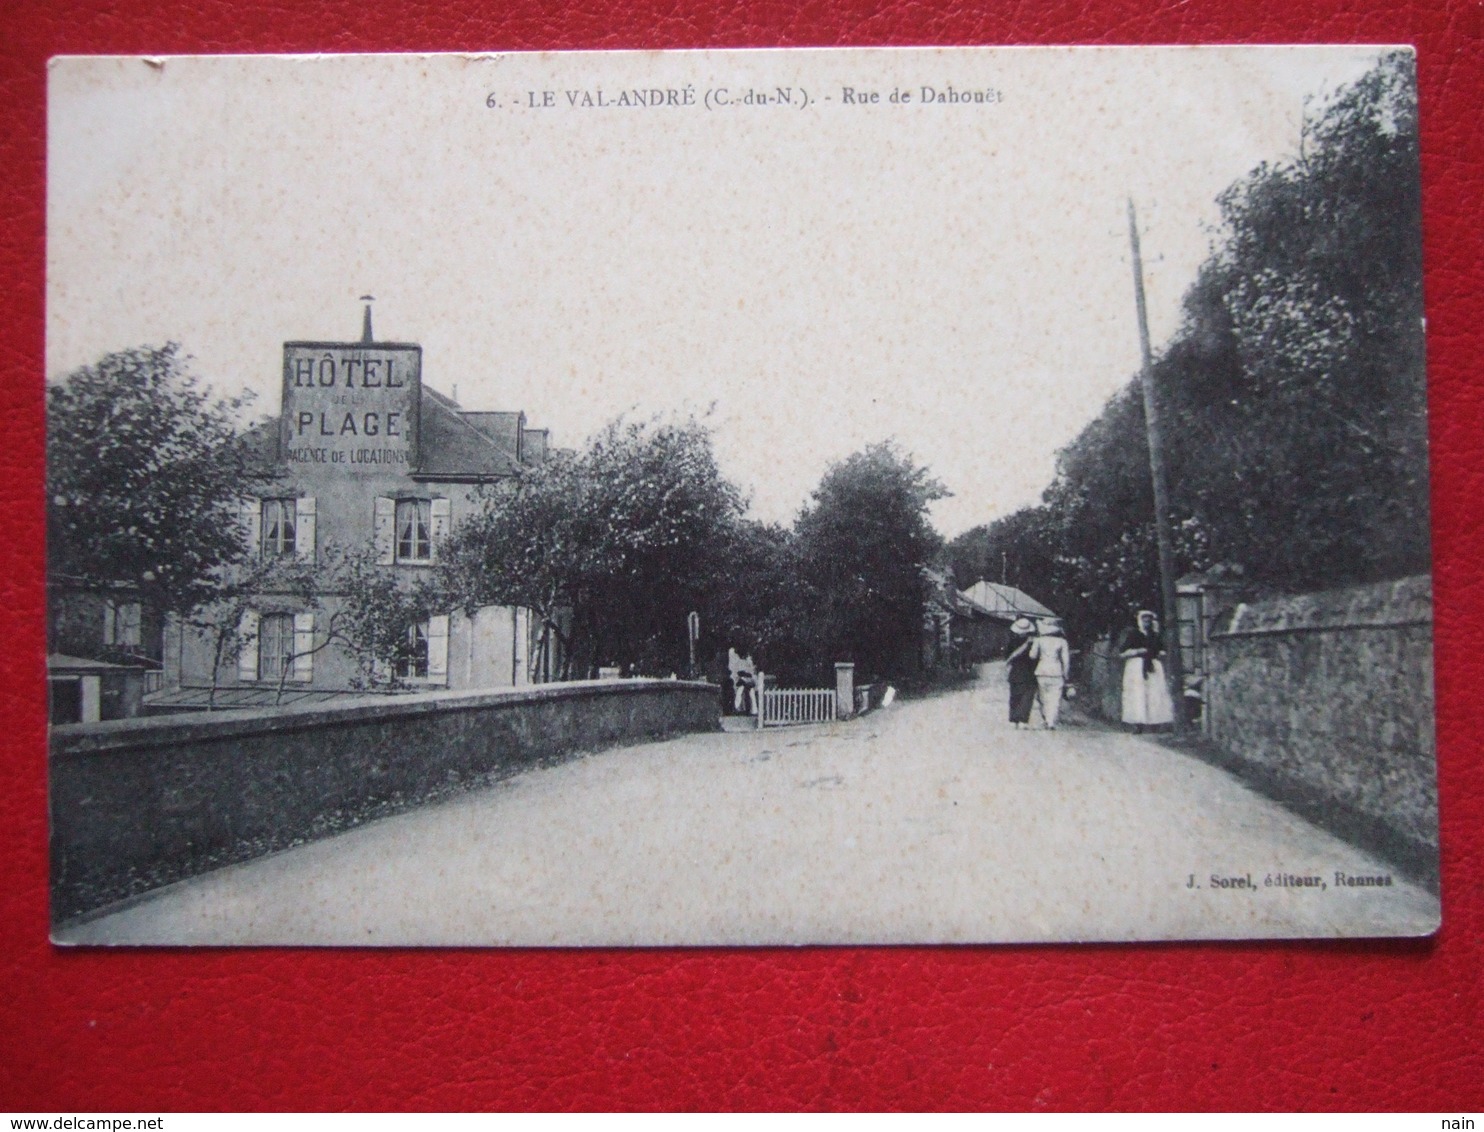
1116 610 1173 731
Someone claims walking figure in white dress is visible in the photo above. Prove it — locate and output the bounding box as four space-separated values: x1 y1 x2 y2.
1030 617 1070 730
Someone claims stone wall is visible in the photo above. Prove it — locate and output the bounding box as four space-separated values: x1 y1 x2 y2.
51 679 718 922
1206 576 1436 878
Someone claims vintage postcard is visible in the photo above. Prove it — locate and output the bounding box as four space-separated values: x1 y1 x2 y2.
45 47 1439 945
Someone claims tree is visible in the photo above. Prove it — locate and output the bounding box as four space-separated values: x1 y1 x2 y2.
191 542 450 707
576 417 746 674
437 449 585 677
187 551 322 709
328 546 449 692
443 425 949 685
704 518 818 684
439 415 746 678
48 344 272 619
794 442 948 682
952 52 1428 644
949 505 1076 622
1176 49 1428 589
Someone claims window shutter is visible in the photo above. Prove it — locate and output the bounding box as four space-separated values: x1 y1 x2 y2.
295 497 317 562
372 657 392 685
429 498 451 561
80 676 102 724
373 497 396 564
102 599 117 645
241 499 262 556
427 614 450 686
121 602 141 648
292 612 315 682
237 609 260 682
513 607 529 686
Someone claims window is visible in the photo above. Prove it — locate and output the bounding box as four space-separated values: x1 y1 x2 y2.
102 600 142 648
239 610 314 683
258 613 295 680
394 621 429 680
245 497 315 562
375 497 447 566
261 499 297 557
384 615 448 685
396 499 432 562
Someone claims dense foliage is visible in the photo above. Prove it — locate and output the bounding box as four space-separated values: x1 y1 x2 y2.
794 443 948 681
441 425 946 684
48 344 949 687
47 344 271 618
439 416 747 679
950 52 1428 644
47 55 1427 699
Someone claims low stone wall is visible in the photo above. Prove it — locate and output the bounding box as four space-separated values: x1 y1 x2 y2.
1206 576 1436 880
51 679 718 923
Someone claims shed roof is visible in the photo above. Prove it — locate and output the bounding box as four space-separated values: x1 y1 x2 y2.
960 580 1056 620
48 653 138 673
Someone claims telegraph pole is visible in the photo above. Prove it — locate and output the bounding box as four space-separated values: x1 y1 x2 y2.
1127 199 1187 730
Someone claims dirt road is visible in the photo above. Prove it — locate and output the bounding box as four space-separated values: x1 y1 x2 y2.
59 670 1439 945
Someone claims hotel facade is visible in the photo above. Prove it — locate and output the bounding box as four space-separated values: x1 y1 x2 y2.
153 310 559 710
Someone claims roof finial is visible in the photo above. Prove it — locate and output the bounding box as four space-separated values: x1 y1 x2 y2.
359 294 375 344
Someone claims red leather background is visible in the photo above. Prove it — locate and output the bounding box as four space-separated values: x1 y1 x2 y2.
2 0 1481 1112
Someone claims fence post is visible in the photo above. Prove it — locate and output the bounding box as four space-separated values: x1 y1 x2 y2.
755 669 765 730
834 662 855 719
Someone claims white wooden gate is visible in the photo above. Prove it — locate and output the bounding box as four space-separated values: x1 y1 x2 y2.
756 671 837 728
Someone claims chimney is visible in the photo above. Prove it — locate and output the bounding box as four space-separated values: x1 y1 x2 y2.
359 294 375 344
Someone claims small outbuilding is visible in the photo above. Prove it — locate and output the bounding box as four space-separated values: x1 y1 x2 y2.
47 653 146 724
955 580 1058 663
922 573 1058 669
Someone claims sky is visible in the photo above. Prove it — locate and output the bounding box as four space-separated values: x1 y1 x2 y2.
47 46 1388 536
